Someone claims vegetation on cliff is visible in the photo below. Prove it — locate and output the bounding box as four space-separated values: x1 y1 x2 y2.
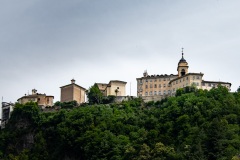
1 86 240 160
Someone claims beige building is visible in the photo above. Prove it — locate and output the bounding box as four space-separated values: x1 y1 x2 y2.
17 89 54 107
60 79 86 104
136 52 231 102
97 80 127 96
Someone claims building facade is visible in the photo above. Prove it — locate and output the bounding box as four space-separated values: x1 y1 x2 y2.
97 80 127 96
17 89 54 107
1 102 14 128
136 52 231 102
60 79 86 104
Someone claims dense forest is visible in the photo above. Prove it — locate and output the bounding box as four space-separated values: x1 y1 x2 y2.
1 86 240 160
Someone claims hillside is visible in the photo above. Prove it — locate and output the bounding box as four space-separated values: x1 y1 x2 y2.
1 86 240 160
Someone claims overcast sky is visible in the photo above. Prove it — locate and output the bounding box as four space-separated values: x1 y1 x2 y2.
0 0 240 103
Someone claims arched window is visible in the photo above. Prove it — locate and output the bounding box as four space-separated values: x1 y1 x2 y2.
181 69 186 76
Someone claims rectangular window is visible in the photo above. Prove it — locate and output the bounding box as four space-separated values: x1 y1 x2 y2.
150 84 153 88
146 85 148 88
150 79 152 82
150 91 152 95
154 79 157 82
154 91 157 95
163 78 166 81
208 83 211 87
159 79 161 82
197 76 199 79
158 91 161 95
202 83 205 86
164 84 166 87
159 84 161 88
154 84 157 88
145 92 148 96
186 77 188 80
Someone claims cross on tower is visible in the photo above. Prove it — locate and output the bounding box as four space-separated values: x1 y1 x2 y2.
181 47 184 56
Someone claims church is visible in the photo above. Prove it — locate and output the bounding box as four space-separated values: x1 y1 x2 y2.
136 50 231 102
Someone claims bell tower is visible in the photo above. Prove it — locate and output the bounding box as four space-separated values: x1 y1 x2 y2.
177 48 189 77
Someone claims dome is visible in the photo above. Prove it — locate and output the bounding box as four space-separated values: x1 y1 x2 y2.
178 53 187 63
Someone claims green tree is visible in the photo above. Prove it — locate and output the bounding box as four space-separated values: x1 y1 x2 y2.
87 83 103 104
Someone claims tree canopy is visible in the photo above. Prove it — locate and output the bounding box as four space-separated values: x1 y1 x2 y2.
1 86 240 159
87 83 103 104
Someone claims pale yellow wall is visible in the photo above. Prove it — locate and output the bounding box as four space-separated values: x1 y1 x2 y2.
107 81 126 96
177 62 188 77
170 74 203 94
61 85 86 104
201 82 231 91
137 75 178 97
73 85 86 104
61 85 73 102
18 95 54 107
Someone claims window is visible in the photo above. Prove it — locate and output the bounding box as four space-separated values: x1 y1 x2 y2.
186 77 188 80
163 78 166 81
164 90 166 95
197 76 199 79
202 83 205 86
139 79 142 84
183 78 185 81
208 83 211 87
176 80 178 84
158 91 161 95
159 79 161 82
154 84 157 88
168 84 171 87
196 83 199 86
181 69 186 76
145 92 148 96
159 84 161 88
193 76 195 80
154 79 157 82
146 79 148 82
164 84 166 87
154 91 157 95
150 79 152 82
168 90 171 94
180 79 181 82
168 78 170 81
150 84 153 88
150 91 153 95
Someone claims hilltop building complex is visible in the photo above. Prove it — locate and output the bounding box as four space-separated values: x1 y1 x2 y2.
136 51 231 102
17 89 54 107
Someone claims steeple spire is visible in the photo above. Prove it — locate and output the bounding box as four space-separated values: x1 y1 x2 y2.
181 47 184 57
